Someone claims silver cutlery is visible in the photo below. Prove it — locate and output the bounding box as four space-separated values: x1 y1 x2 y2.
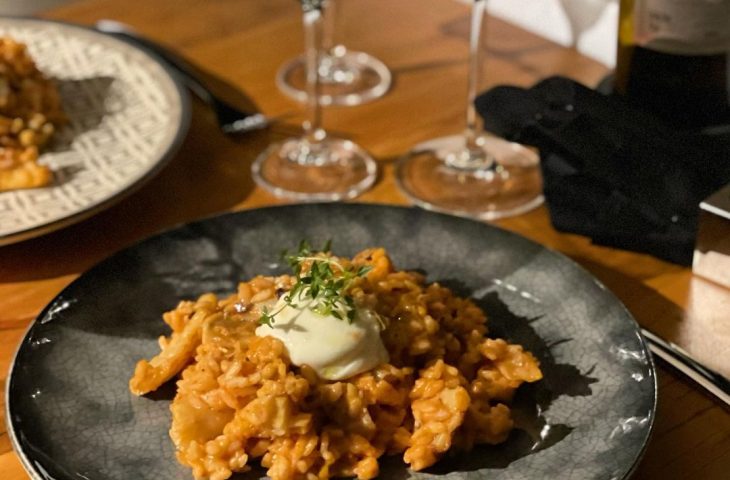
641 328 730 407
96 20 273 134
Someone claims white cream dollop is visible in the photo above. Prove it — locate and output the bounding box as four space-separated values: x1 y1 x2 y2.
255 293 388 380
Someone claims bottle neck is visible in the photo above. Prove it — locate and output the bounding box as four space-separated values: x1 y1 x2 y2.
614 0 730 129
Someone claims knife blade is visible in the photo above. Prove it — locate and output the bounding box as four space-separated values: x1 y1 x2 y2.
641 327 730 407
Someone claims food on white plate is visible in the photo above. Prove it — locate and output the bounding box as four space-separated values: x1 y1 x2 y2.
0 36 65 191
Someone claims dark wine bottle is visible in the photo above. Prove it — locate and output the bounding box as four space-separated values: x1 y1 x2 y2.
614 0 730 130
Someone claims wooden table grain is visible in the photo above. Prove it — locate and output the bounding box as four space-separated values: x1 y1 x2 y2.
1 0 728 478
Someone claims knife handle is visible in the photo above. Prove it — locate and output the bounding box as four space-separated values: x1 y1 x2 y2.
96 20 215 105
641 328 730 407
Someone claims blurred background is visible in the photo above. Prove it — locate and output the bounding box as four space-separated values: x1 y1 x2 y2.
1 0 71 16
2 0 619 66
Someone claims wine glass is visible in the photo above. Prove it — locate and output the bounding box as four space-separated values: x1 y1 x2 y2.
396 0 543 220
276 0 391 106
252 0 377 201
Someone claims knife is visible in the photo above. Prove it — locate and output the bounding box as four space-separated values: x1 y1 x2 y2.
641 327 730 407
95 19 274 134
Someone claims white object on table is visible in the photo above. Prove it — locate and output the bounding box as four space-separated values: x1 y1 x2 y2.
482 0 618 67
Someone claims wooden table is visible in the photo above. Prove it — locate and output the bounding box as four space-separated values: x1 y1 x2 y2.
1 0 728 478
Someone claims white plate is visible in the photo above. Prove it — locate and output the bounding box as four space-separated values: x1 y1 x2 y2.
0 17 190 245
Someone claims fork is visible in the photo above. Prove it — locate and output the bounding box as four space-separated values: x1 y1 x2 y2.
95 20 273 134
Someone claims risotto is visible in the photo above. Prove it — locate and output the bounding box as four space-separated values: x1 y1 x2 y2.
0 36 65 191
130 247 542 480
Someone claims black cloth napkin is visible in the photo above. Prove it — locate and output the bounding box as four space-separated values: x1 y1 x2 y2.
475 76 730 265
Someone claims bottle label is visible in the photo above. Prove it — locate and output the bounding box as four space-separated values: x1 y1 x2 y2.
635 0 730 55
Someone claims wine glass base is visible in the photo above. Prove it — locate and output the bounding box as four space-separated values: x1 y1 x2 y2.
252 137 377 201
276 48 391 106
396 135 544 221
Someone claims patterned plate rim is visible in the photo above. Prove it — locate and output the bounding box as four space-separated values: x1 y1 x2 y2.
0 16 191 246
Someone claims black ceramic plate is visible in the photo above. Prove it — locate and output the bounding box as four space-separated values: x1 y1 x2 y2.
6 204 656 480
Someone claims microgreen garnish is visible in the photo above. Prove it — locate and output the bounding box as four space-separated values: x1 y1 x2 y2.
259 240 371 327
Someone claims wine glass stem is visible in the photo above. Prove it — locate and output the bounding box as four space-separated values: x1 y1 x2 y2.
302 6 325 145
465 0 487 154
322 0 336 53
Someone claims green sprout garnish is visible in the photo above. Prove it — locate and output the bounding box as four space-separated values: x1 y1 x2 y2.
259 240 372 327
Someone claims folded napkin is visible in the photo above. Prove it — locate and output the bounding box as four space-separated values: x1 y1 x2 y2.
475 76 730 265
